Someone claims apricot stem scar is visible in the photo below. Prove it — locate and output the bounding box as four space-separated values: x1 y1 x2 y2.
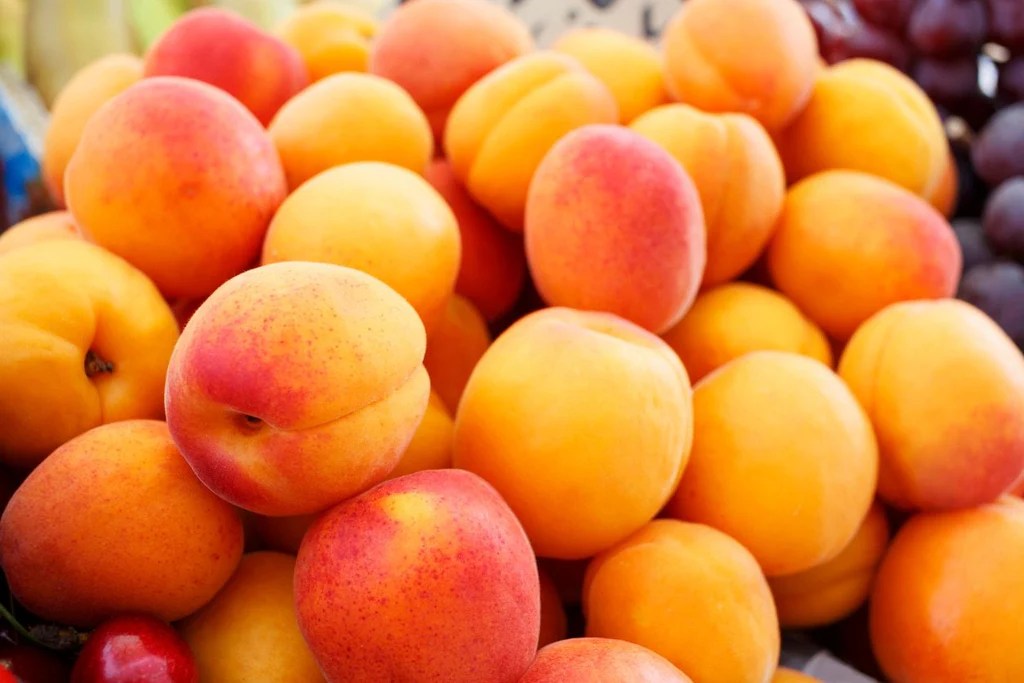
85 350 115 377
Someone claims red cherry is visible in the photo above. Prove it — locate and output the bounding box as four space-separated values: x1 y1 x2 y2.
0 665 18 683
0 639 71 683
70 615 197 683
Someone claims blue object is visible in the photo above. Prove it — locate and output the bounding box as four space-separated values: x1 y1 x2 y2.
0 65 49 229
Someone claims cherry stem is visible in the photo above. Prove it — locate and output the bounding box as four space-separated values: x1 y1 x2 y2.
0 601 44 649
84 350 114 378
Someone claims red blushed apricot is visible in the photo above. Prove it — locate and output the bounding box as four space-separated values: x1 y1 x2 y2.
870 497 1024 682
369 0 532 142
144 8 309 126
630 104 784 287
0 211 83 255
553 28 669 124
838 299 1024 511
294 469 540 682
425 159 526 322
778 59 947 199
525 124 706 334
64 77 287 301
766 170 961 341
661 0 818 132
769 501 890 628
42 54 143 206
520 638 693 682
444 51 618 232
661 283 832 384
0 420 243 627
423 294 491 413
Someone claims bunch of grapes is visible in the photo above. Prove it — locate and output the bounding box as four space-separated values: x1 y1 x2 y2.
800 0 1024 349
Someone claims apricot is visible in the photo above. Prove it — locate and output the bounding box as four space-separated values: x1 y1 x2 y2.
520 638 693 682
584 519 779 683
268 72 433 190
41 54 142 206
144 8 309 126
525 124 706 334
769 501 890 628
276 1 377 82
773 669 822 683
0 211 82 255
630 104 785 286
261 162 460 333
164 261 430 517
553 28 669 124
179 552 322 682
537 567 567 648
661 0 818 131
64 77 287 300
870 496 1024 682
778 59 947 198
0 420 243 627
0 241 178 469
766 170 961 340
661 283 832 384
453 307 692 559
423 294 491 413
369 0 532 141
295 469 539 682
425 158 526 322
668 351 878 576
838 299 1024 511
389 390 453 478
927 150 959 218
444 51 618 231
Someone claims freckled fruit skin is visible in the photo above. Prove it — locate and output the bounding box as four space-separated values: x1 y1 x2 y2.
294 469 540 683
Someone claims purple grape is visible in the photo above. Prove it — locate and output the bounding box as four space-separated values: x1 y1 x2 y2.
908 0 988 57
912 57 980 105
952 218 997 269
971 104 1024 185
958 261 1024 347
852 0 916 31
826 19 913 69
952 139 991 217
998 57 1024 103
987 0 1024 53
982 177 1024 260
801 0 855 60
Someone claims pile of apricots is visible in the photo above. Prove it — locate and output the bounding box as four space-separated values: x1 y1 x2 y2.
0 0 1022 681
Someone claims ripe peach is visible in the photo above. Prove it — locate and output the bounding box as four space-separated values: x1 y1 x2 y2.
369 0 532 141
661 0 818 131
294 469 540 682
268 72 433 190
453 307 693 559
629 104 785 286
164 261 430 516
769 501 890 628
584 519 780 683
667 351 878 576
423 294 491 413
179 552 322 682
0 211 82 255
525 124 706 334
0 420 243 627
538 567 567 648
870 496 1024 681
520 638 693 682
444 51 618 231
425 158 526 322
276 1 377 82
42 54 142 206
661 283 832 384
766 170 961 340
64 77 287 300
778 59 947 199
773 669 822 683
389 390 453 478
838 299 1024 511
0 241 178 469
144 8 309 126
553 28 669 124
261 161 460 334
